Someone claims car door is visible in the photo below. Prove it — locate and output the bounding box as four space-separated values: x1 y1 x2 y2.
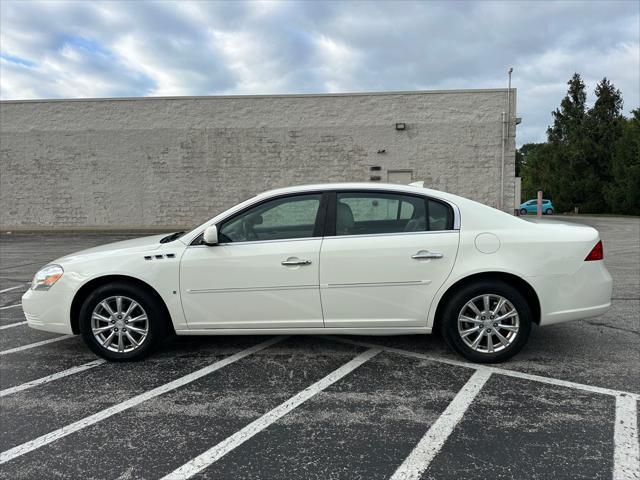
319 191 459 328
528 200 538 213
180 193 326 329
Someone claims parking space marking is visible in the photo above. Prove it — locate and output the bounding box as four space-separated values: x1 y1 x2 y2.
0 335 74 355
614 395 640 480
0 304 21 310
0 359 106 398
485 363 640 401
0 285 28 294
0 321 27 330
323 336 640 401
390 369 492 480
161 347 382 480
0 336 285 464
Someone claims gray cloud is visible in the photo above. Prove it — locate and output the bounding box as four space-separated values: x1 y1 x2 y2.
1 0 638 145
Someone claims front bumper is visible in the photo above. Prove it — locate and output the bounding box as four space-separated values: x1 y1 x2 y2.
22 285 75 335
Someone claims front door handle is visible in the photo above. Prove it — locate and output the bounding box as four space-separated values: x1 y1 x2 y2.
281 257 312 266
412 250 444 260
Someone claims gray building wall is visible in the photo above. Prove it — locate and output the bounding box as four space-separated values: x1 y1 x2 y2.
0 89 516 229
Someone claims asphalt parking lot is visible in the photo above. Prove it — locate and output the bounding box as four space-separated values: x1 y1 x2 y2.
1 216 638 480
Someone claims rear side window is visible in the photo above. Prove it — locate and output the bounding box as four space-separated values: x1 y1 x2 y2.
335 192 427 236
428 199 454 231
334 192 454 236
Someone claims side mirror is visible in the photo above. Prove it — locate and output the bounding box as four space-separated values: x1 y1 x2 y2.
203 225 219 246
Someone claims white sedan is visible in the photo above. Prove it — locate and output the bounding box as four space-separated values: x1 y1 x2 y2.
22 183 612 363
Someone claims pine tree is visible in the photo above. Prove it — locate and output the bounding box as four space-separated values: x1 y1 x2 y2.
547 73 587 145
604 110 640 214
586 78 624 187
520 73 636 214
545 73 589 212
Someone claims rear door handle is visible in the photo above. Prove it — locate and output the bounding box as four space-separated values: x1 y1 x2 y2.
281 257 312 266
412 250 444 260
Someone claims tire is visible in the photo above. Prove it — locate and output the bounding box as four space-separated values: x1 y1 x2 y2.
79 282 168 361
520 208 527 215
545 208 553 215
441 281 532 363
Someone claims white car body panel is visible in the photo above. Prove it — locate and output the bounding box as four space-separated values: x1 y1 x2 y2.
179 239 323 329
320 231 459 328
23 182 612 339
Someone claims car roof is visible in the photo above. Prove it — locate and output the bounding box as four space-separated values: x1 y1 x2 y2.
258 182 463 204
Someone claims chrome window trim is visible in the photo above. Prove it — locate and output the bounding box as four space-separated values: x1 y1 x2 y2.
187 236 323 248
323 229 459 240
187 229 458 248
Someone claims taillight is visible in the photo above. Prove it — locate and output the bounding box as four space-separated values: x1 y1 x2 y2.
585 240 604 261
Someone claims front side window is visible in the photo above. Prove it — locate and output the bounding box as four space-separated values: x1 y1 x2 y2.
219 194 322 243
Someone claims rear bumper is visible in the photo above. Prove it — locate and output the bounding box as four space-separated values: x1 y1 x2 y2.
531 260 613 326
542 302 611 325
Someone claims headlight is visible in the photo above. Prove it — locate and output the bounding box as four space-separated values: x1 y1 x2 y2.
32 265 64 291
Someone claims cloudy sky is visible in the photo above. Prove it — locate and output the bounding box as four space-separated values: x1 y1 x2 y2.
1 0 638 145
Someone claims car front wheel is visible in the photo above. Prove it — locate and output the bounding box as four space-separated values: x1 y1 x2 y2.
79 282 167 361
519 208 527 215
441 281 532 363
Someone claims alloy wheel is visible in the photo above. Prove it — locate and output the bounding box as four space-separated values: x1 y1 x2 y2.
457 294 520 354
91 296 149 353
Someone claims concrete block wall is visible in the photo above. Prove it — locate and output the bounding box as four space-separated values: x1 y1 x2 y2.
0 89 516 229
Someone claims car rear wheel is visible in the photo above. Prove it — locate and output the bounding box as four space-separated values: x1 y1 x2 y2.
80 282 167 361
545 208 553 215
520 208 527 215
441 281 532 363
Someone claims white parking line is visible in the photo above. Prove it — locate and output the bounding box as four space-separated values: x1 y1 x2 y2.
390 369 492 480
0 304 21 311
161 347 382 480
0 284 28 294
0 321 27 330
0 335 74 355
0 359 106 398
322 336 640 401
325 336 640 479
614 394 640 480
0 336 285 464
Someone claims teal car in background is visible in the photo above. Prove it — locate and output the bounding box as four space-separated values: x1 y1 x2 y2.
520 199 554 215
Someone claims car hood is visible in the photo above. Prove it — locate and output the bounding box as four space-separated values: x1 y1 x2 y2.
53 234 168 265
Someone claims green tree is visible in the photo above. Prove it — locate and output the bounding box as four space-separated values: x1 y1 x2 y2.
604 110 640 214
547 73 587 145
584 78 625 210
519 73 636 215
545 73 590 213
520 143 554 201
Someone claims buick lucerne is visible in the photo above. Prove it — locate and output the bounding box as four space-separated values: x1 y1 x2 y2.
22 183 613 363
